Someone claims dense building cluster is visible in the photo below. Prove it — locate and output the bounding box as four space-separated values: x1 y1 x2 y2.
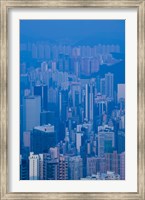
20 43 125 180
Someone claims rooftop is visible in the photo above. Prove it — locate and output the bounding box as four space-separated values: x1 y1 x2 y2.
34 124 55 133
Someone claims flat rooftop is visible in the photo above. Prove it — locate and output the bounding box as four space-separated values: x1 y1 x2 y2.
34 124 54 133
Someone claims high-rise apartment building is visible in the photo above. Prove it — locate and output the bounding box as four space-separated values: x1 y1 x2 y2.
58 155 68 180
69 156 83 180
119 152 125 180
87 157 98 176
29 152 40 180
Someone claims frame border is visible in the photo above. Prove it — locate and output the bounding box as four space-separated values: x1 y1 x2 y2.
0 0 145 200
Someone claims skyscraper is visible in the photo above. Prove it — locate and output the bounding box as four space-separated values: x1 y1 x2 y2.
76 132 83 154
58 89 68 121
105 73 114 99
89 84 95 122
117 84 125 102
85 84 89 121
84 84 95 122
58 155 68 180
98 125 115 157
87 157 98 176
29 152 40 180
23 96 41 131
100 78 105 96
34 84 48 111
119 152 125 180
20 155 29 180
70 82 81 108
43 156 59 180
69 156 83 180
31 124 57 154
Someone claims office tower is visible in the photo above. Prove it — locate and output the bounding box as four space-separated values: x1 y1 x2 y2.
76 132 83 154
100 78 105 96
105 73 114 99
20 74 29 100
98 125 115 157
89 84 95 122
23 96 41 131
117 84 125 102
29 152 40 180
85 84 89 121
57 121 65 142
70 83 81 108
58 89 68 121
31 124 57 154
87 157 98 176
119 152 125 180
23 131 30 149
40 110 56 126
80 132 88 178
96 76 100 94
58 156 68 180
48 87 57 104
34 84 48 111
69 156 83 180
85 84 95 122
87 141 91 155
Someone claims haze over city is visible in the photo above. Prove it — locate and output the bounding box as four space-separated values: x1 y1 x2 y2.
20 20 125 180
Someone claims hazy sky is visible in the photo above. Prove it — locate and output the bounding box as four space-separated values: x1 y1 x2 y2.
20 20 125 48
